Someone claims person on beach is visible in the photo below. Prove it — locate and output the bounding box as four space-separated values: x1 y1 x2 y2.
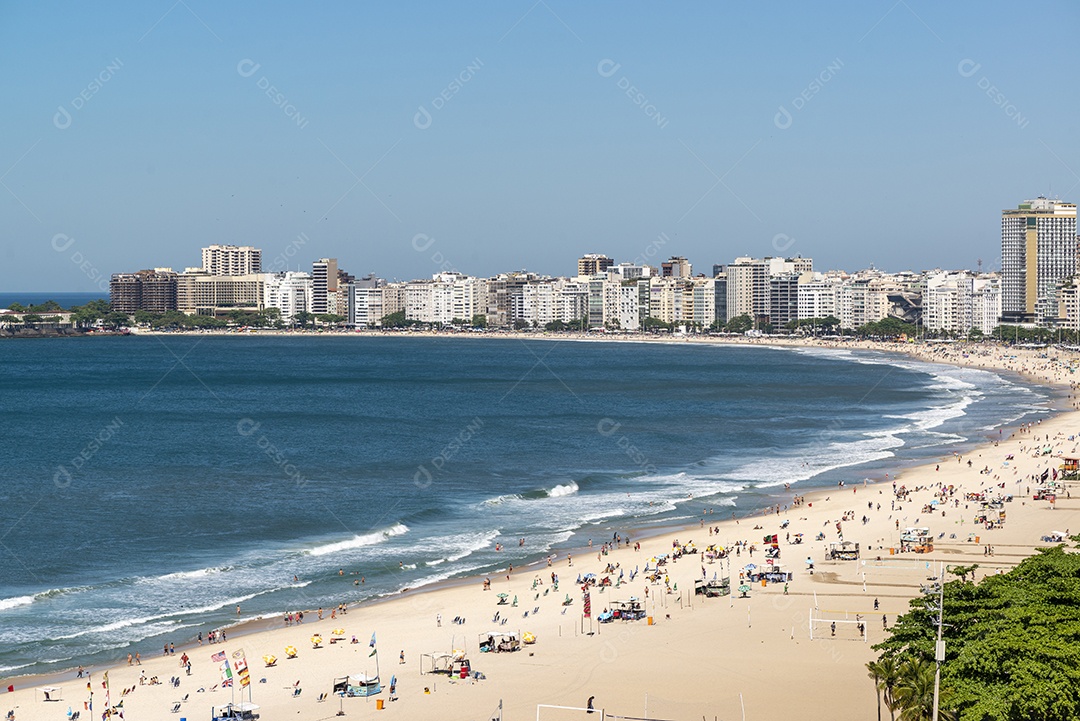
127 653 132 666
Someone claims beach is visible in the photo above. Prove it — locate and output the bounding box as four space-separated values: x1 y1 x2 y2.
4 339 1080 721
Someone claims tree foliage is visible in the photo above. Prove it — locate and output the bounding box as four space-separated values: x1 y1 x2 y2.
873 546 1080 720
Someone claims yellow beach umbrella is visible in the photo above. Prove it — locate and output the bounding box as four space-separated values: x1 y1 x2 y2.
522 632 536 644
285 646 298 658
262 654 277 667
332 628 345 636
311 634 323 647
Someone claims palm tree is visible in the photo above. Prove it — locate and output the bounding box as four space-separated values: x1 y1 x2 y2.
866 660 885 721
873 655 901 721
893 656 936 721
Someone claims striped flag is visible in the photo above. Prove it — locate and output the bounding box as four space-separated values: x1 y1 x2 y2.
211 651 226 662
583 591 591 618
232 650 251 688
220 661 234 688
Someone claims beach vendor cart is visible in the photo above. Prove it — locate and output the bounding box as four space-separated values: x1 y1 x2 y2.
212 702 260 720
694 576 730 597
828 541 860 561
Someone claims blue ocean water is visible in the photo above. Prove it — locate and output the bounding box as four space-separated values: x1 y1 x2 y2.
0 292 106 310
0 337 1051 676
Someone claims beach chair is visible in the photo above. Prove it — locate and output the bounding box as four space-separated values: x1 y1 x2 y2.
170 703 181 713
180 694 188 703
317 692 327 702
292 688 302 698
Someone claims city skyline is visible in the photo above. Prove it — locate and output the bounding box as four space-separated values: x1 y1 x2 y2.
3 3 1079 291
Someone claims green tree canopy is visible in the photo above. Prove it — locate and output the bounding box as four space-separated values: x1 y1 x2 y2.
873 546 1080 720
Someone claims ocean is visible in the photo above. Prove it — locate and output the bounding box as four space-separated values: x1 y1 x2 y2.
0 292 107 310
0 336 1052 677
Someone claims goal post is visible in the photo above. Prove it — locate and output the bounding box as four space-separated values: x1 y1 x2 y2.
537 704 605 721
808 607 868 642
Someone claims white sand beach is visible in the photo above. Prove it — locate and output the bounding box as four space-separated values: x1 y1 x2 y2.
6 340 1080 721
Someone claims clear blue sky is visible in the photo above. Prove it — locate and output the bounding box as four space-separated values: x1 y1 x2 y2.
2 1 1078 291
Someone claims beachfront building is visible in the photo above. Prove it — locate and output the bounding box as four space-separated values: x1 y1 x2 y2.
175 271 265 316
725 256 814 326
577 253 614 277
1001 197 1077 325
264 271 313 324
691 277 717 329
796 273 842 321
312 258 338 315
201 245 262 276
109 269 178 314
713 271 728 325
348 274 383 328
520 279 560 327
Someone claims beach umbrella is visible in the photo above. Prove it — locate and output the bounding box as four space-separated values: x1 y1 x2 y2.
332 628 345 636
522 632 536 644
262 655 277 667
738 584 751 595
311 635 323 648
285 646 298 658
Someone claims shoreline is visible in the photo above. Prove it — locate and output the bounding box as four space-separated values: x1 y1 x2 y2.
4 338 1079 720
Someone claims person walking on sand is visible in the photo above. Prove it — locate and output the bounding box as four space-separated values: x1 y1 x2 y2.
436 613 442 627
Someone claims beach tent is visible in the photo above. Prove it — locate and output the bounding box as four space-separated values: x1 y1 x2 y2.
36 687 62 702
419 652 454 675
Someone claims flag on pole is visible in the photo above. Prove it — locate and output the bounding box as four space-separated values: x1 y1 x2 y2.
232 650 251 688
369 632 376 648
583 591 591 618
211 651 226 662
220 661 234 688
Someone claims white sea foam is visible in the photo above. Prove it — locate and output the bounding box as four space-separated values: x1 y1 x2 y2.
547 481 579 497
306 523 409 557
0 595 35 612
50 589 279 640
152 566 231 582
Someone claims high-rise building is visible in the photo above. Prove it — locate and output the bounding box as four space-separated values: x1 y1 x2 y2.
201 245 262 276
109 269 178 314
661 256 692 278
1001 197 1077 324
578 254 614 277
312 258 339 315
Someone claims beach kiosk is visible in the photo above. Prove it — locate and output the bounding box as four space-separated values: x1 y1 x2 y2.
212 702 260 720
828 541 860 561
899 528 932 553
